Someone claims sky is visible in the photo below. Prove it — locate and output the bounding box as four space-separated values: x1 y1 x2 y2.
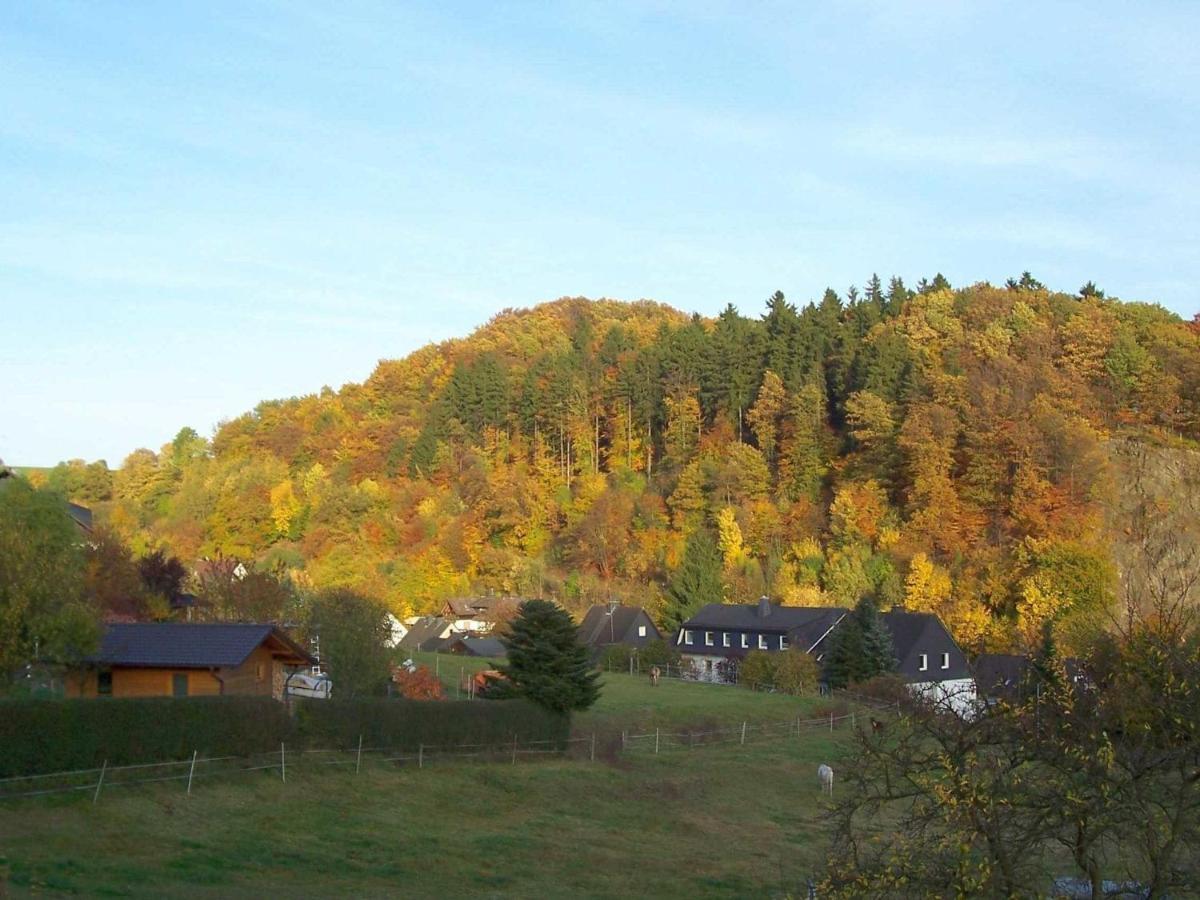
2 1 1198 466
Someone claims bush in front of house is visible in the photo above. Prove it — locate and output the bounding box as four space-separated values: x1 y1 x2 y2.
597 638 680 672
739 651 778 690
773 651 821 695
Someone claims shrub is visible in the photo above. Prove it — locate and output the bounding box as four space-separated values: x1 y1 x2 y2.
715 657 739 684
739 651 778 690
639 638 681 669
391 665 445 700
598 644 633 671
774 651 821 695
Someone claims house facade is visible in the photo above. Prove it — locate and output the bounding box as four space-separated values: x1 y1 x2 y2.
675 598 847 683
880 609 976 714
578 603 662 657
439 597 524 634
66 623 314 701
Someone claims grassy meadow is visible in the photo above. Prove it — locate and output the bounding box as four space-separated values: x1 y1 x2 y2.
0 669 855 898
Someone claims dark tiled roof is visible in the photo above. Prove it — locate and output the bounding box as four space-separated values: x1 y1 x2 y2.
974 653 1029 697
578 605 644 645
88 623 313 668
678 604 848 658
881 610 971 681
449 637 507 658
67 502 93 531
397 617 452 651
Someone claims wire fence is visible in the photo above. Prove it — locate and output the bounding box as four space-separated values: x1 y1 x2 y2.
0 690 900 804
618 708 876 754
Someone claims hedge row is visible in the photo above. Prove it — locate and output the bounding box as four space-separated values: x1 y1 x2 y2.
0 696 567 777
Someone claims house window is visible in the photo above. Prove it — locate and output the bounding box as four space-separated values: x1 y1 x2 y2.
741 633 749 649
758 634 768 650
97 671 113 696
684 630 694 646
172 673 188 697
705 632 714 647
722 633 730 648
256 663 266 682
779 635 788 650
919 654 928 672
941 652 950 670
638 625 647 638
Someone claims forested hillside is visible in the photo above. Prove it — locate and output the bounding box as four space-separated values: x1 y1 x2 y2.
41 277 1200 653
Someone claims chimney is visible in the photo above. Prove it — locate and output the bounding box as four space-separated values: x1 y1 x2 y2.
757 596 772 618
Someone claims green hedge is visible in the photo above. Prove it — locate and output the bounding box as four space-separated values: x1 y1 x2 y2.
0 696 289 777
0 696 567 777
292 698 567 751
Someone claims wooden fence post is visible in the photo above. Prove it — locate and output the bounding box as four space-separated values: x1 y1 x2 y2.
93 760 107 805
418 743 424 769
741 721 747 746
356 734 363 775
590 732 596 763
654 728 659 754
186 750 197 795
829 712 834 732
281 743 286 782
511 734 518 765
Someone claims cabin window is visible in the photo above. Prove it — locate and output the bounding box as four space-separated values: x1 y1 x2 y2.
758 634 768 650
256 663 266 682
684 630 694 646
779 635 788 650
172 673 188 697
919 654 928 672
97 671 113 696
705 631 714 647
941 652 950 670
741 633 749 649
722 633 730 648
638 625 647 638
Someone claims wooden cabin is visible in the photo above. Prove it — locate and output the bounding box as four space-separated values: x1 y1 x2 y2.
66 623 314 701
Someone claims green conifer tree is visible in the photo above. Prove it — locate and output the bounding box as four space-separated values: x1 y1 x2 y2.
497 599 600 715
661 529 724 633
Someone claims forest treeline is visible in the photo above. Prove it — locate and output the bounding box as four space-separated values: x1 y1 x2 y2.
34 275 1200 653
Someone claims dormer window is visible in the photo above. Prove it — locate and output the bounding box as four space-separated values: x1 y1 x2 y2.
684 630 694 646
941 652 950 670
758 634 768 650
919 653 928 672
722 633 730 648
705 631 714 647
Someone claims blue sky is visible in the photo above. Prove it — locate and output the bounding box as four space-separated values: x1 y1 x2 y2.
2 1 1198 466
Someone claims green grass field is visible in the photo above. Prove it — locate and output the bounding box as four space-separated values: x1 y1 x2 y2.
0 666 855 898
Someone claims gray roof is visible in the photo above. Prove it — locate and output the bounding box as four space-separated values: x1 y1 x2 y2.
449 636 507 658
681 607 849 648
881 610 971 681
87 623 313 669
67 502 93 531
578 605 659 646
397 617 453 651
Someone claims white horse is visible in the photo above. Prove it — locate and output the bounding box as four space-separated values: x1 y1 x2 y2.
817 764 833 796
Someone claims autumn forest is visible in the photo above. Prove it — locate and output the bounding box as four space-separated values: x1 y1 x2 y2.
36 276 1200 655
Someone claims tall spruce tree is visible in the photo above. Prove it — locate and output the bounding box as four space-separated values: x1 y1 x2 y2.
661 528 724 633
497 599 600 715
823 595 896 689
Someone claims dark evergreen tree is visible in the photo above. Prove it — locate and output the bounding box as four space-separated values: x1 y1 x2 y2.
1079 281 1105 299
496 599 600 714
138 549 188 602
661 528 724 632
824 595 896 688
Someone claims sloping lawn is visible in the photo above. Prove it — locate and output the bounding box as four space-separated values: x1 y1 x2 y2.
0 728 849 899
